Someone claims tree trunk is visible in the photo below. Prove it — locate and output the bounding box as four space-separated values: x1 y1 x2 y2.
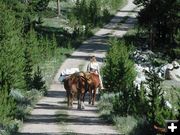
57 0 60 17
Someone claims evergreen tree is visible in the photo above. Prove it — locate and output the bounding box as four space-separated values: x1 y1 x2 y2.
89 0 99 26
32 66 46 93
130 83 149 116
177 95 180 119
103 39 136 93
23 47 33 91
25 29 40 64
102 39 136 116
34 0 50 12
75 0 88 24
75 0 80 16
134 0 179 49
0 5 25 90
0 83 17 125
145 68 174 126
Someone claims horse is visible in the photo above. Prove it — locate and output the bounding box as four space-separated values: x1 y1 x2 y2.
85 72 100 105
63 72 88 109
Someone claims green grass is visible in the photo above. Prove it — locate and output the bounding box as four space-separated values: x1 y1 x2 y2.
48 0 76 10
42 18 69 28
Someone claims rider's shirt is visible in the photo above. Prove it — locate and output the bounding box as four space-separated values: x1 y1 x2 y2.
87 62 100 74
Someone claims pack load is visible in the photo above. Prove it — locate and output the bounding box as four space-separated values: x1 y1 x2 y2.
58 68 80 82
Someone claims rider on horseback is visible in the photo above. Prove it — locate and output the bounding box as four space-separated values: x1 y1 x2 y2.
87 55 104 89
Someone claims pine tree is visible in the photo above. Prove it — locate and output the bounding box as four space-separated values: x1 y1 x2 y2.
75 0 80 16
177 95 180 119
25 29 39 64
89 0 99 26
103 39 136 93
75 0 88 24
102 38 136 116
0 5 25 90
0 83 17 125
145 67 174 126
134 0 179 49
129 83 149 116
34 0 49 12
32 66 46 93
23 47 33 91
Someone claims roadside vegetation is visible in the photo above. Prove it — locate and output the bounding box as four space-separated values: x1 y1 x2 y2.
0 0 126 134
99 37 179 135
0 1 73 134
99 0 180 134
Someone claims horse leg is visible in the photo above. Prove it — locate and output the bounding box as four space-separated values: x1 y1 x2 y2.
92 88 97 105
69 92 73 109
89 89 92 104
81 91 85 109
67 91 70 107
77 90 81 110
66 90 69 107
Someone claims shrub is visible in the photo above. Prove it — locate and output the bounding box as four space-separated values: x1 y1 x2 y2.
113 115 138 134
98 93 152 134
98 93 116 121
129 117 152 135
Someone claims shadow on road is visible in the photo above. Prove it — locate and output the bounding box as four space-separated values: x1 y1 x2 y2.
17 133 124 135
46 90 66 98
17 133 60 135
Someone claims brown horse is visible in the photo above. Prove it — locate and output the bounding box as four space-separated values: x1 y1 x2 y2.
64 72 88 109
85 72 100 105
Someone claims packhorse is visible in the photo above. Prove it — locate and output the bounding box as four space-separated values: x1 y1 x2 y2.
63 71 101 109
63 72 88 109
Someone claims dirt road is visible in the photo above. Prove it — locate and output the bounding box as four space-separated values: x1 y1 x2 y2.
18 0 138 134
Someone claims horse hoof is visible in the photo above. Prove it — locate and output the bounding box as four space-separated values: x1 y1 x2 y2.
68 106 73 109
77 105 81 110
77 107 82 110
82 105 85 109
